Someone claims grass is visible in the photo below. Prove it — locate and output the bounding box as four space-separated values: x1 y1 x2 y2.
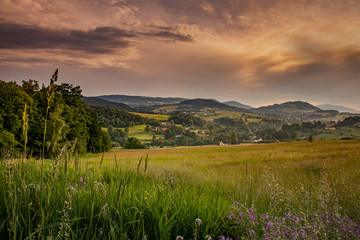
132 113 169 121
1 140 359 239
314 127 360 140
125 125 155 141
201 110 261 123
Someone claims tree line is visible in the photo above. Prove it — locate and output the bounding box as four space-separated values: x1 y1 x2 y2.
0 71 111 158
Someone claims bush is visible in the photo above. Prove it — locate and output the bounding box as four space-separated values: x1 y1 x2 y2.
123 137 148 149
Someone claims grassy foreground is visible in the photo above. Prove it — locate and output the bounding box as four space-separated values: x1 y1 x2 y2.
1 140 360 239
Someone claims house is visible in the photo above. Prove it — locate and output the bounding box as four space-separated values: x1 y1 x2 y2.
219 141 229 146
161 122 168 126
151 127 158 131
325 125 336 130
162 127 168 131
254 137 263 143
198 130 209 135
298 134 307 140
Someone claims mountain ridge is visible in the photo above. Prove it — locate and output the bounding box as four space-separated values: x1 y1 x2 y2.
82 97 134 111
317 104 360 113
223 101 252 109
97 94 186 107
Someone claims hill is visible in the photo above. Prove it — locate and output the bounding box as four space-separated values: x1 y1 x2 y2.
97 95 187 107
88 105 147 128
223 101 252 109
253 101 320 113
317 104 360 113
178 98 242 111
82 97 134 111
251 101 338 120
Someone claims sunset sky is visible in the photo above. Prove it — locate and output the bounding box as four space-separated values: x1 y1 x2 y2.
1 0 360 109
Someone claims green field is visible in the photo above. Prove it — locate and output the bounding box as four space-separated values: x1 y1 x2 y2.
314 126 360 140
132 112 169 121
126 124 155 141
1 140 360 239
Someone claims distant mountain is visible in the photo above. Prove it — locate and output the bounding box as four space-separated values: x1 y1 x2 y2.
251 101 338 120
82 97 134 111
317 104 360 113
254 101 320 113
179 98 242 111
223 101 252 109
97 95 187 107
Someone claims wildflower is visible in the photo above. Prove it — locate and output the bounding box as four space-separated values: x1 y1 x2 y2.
218 236 225 240
299 229 306 238
234 201 239 206
195 218 202 226
176 236 184 240
80 177 83 183
205 235 211 240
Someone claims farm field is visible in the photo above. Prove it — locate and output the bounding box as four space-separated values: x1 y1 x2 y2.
1 140 360 239
126 124 155 141
131 113 169 121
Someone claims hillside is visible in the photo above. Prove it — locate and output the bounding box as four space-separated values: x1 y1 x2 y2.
82 97 134 111
88 105 147 127
178 98 242 111
251 101 338 120
223 101 252 109
97 94 187 107
253 101 319 113
317 104 360 113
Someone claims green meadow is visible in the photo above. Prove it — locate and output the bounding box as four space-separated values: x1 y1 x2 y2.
1 140 360 239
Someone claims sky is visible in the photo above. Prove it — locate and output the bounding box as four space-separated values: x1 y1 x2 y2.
1 0 360 109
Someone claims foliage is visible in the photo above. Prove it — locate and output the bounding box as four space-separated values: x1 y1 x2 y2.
337 116 360 127
123 137 148 149
0 73 111 157
89 105 146 127
0 140 359 239
108 125 128 147
169 112 206 127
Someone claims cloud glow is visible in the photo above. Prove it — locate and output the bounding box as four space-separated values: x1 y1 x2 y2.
0 0 359 109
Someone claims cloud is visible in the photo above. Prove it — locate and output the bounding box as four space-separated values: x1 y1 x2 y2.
0 22 136 54
139 26 194 42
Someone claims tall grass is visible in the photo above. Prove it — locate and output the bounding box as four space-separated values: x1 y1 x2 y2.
0 140 359 239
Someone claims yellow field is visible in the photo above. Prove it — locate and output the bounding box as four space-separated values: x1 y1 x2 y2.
85 140 360 205
131 112 169 121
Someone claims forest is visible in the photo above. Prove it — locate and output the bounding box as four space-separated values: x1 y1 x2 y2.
0 70 111 158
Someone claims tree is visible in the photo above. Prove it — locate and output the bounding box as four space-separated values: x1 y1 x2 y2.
229 132 238 145
308 134 313 142
123 137 147 149
144 124 150 132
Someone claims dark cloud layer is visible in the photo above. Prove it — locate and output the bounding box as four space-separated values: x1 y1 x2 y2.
0 22 194 54
0 22 136 54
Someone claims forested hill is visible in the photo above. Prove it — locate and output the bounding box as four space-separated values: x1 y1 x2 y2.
82 96 134 111
98 95 187 107
178 98 242 111
0 77 111 158
88 105 150 128
223 101 252 109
